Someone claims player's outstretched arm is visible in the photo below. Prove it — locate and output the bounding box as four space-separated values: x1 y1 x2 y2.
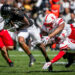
23 16 30 25
42 50 66 70
48 23 65 38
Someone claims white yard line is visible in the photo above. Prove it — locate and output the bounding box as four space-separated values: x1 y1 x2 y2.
10 54 57 57
39 61 68 64
10 54 75 64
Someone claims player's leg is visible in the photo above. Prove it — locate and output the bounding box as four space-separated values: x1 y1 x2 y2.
8 31 17 50
2 30 14 50
18 31 36 67
0 37 13 67
64 52 75 67
43 39 75 69
1 30 14 66
6 46 14 67
43 50 66 70
64 40 75 67
38 43 53 71
28 25 50 61
49 40 69 64
28 25 52 71
43 40 69 70
1 47 13 67
37 43 50 62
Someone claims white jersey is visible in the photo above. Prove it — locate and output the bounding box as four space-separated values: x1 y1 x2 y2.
42 17 75 50
18 24 42 45
42 18 73 41
0 16 5 30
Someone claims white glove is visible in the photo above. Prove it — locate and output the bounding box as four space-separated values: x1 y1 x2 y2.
42 36 50 44
14 24 19 28
42 62 52 70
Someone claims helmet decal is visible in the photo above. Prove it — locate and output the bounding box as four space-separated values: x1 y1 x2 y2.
45 14 49 22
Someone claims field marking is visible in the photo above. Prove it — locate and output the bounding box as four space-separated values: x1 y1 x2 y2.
38 61 68 64
10 54 57 57
41 62 75 65
14 60 75 65
9 54 75 65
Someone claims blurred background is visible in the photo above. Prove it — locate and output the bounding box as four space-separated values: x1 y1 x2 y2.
0 0 75 51
0 0 75 25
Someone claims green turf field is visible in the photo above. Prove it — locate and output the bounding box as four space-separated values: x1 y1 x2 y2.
0 50 75 75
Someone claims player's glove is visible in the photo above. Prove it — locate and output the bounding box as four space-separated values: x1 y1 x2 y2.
42 36 50 44
42 62 52 70
14 24 19 28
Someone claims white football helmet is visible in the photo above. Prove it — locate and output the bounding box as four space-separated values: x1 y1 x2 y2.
44 13 56 25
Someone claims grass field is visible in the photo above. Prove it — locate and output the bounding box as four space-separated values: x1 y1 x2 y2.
0 50 75 75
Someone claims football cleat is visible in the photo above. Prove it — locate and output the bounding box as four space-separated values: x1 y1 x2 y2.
42 62 52 70
65 59 74 68
65 53 75 68
8 62 14 67
48 65 53 72
29 57 36 67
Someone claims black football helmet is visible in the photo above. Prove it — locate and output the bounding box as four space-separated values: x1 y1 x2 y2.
1 4 12 19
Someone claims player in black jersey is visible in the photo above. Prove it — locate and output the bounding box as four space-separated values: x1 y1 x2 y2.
1 4 53 71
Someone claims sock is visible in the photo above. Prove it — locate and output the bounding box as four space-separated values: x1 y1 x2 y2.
8 59 12 63
46 56 50 62
29 54 33 59
50 51 66 63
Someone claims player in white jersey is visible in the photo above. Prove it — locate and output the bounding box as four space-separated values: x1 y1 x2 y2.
41 13 75 70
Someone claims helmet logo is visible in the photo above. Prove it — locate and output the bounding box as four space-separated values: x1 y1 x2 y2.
51 16 55 20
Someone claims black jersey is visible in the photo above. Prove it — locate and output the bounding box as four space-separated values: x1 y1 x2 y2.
8 10 33 31
1 4 34 31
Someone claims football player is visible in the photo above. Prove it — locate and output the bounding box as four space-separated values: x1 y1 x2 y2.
41 13 75 69
1 4 53 71
0 12 14 67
